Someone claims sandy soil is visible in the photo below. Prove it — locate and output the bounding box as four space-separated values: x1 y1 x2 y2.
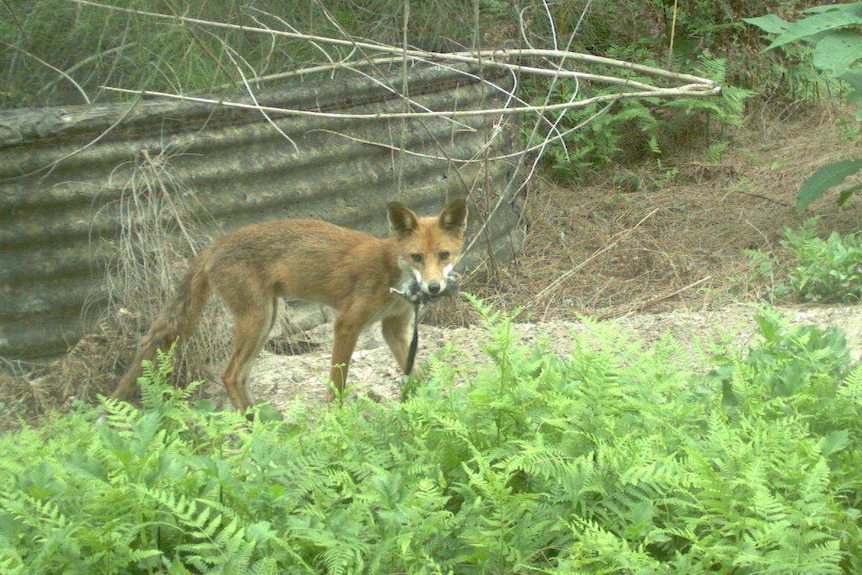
240 302 862 413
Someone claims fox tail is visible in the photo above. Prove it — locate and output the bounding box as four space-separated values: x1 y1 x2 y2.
110 254 211 400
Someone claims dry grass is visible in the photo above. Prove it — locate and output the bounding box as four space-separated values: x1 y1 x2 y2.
104 146 234 388
457 104 862 323
0 147 234 429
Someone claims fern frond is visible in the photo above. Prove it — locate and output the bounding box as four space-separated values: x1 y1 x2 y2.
99 397 142 435
321 542 365 575
838 363 862 405
0 551 25 575
562 517 665 572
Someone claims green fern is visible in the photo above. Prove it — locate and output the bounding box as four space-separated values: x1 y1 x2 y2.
0 301 859 573
139 342 205 411
526 50 750 179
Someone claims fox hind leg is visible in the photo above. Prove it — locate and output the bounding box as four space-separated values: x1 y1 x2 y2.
221 294 278 412
327 309 367 401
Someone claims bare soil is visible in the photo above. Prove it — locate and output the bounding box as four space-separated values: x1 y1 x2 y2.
250 303 862 412
3 104 861 420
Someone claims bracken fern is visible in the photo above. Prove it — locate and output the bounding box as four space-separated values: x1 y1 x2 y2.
0 299 859 573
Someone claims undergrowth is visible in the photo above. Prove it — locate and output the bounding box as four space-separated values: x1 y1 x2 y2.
748 218 862 304
527 51 751 178
518 0 826 179
0 301 860 573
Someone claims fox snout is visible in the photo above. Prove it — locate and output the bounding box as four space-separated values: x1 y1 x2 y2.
424 270 461 298
402 264 452 298
418 274 447 298
419 262 457 297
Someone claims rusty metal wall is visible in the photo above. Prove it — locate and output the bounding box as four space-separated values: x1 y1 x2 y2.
0 63 524 359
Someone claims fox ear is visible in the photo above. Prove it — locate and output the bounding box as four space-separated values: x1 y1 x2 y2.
439 198 468 235
388 202 419 237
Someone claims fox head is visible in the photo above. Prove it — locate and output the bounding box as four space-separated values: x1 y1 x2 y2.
388 198 468 298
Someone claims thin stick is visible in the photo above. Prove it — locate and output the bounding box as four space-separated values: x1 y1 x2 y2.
204 29 300 153
1 40 91 104
597 276 712 319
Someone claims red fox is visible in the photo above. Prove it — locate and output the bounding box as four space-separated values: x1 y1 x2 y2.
110 199 468 411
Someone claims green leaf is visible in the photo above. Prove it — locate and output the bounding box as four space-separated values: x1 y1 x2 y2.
765 9 862 51
255 403 283 422
813 30 862 74
821 429 850 457
795 159 862 211
742 14 791 35
803 2 862 15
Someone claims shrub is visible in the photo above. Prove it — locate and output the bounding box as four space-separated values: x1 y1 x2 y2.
781 220 862 303
527 51 751 178
746 219 862 304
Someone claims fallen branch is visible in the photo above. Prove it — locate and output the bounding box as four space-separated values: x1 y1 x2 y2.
70 0 719 102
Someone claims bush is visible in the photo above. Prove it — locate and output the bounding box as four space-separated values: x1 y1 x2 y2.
747 219 862 304
519 0 830 178
771 219 862 303
782 224 862 303
526 52 751 178
0 302 859 573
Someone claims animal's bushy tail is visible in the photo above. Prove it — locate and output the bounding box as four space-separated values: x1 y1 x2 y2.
110 254 211 400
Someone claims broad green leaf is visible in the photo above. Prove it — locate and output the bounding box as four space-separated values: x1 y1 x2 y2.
803 2 862 15
742 14 790 35
796 159 862 210
765 10 862 50
813 30 862 74
822 429 850 457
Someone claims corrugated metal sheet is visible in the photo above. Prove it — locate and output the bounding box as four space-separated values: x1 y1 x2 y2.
0 63 524 359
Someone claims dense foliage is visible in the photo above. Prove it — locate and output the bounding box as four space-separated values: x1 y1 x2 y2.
779 222 862 303
518 0 827 175
0 303 859 574
749 219 862 304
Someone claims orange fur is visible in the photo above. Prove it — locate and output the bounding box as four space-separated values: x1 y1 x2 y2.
111 199 468 411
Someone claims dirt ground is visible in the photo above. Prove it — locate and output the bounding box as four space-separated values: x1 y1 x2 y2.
3 103 862 421
249 303 862 412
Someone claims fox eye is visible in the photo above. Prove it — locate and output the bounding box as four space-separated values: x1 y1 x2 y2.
410 253 423 263
439 251 450 261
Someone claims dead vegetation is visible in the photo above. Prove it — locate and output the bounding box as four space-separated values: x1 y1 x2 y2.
452 104 862 323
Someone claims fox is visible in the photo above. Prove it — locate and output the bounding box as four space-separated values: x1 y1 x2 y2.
110 198 468 412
